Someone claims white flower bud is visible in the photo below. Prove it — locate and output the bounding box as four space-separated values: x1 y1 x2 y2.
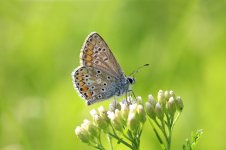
136 96 143 104
75 126 90 143
164 90 170 101
94 115 108 131
90 109 98 117
169 90 176 99
127 112 139 132
107 111 123 131
129 103 137 113
148 94 156 106
81 120 98 137
98 106 105 114
166 97 176 116
137 105 146 123
146 101 155 119
98 106 109 123
120 103 129 120
175 96 184 111
109 100 121 112
158 90 166 105
155 102 164 119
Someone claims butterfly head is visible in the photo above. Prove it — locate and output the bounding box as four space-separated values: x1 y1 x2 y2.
127 76 136 85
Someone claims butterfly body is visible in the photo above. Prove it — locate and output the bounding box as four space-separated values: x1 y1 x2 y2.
72 32 135 105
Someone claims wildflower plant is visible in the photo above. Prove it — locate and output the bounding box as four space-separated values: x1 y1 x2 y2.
146 90 183 150
74 90 202 150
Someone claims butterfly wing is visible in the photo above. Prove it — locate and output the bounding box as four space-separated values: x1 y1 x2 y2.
72 66 121 105
80 32 125 79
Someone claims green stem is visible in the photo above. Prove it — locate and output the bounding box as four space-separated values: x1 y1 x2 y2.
148 119 166 150
160 120 169 149
98 131 105 150
89 143 105 150
108 132 133 149
172 112 181 127
167 129 172 150
107 133 113 150
123 133 133 142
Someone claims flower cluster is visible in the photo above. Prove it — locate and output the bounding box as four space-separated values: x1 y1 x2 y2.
75 90 184 150
146 90 184 150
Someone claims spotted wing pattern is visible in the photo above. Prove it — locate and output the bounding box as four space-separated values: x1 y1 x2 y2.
72 66 120 105
72 32 129 105
80 32 125 79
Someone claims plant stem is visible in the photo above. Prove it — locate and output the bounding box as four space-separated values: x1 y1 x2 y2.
108 132 133 149
98 131 105 150
172 112 181 127
148 119 166 150
167 128 172 150
107 133 113 150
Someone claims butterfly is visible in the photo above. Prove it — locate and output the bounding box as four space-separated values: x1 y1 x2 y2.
72 32 136 105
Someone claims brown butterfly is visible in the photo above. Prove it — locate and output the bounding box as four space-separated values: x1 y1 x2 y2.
72 32 136 105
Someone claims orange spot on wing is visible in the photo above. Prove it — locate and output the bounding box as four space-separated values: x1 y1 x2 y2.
86 49 93 55
87 43 94 49
86 62 92 66
79 81 84 86
86 92 92 99
81 85 88 92
84 55 92 61
76 76 83 81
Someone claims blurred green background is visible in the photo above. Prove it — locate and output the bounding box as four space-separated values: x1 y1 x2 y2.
1 1 226 150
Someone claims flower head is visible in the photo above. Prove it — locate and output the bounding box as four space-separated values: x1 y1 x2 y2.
175 96 184 111
158 90 166 105
155 102 164 119
81 119 98 137
166 97 176 116
127 111 139 132
137 104 146 123
75 126 90 143
146 101 156 119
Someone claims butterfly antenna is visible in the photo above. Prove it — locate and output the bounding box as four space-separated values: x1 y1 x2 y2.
129 64 149 77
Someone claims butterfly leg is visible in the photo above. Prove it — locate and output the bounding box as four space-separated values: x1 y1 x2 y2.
125 91 130 105
127 90 137 103
114 96 117 107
